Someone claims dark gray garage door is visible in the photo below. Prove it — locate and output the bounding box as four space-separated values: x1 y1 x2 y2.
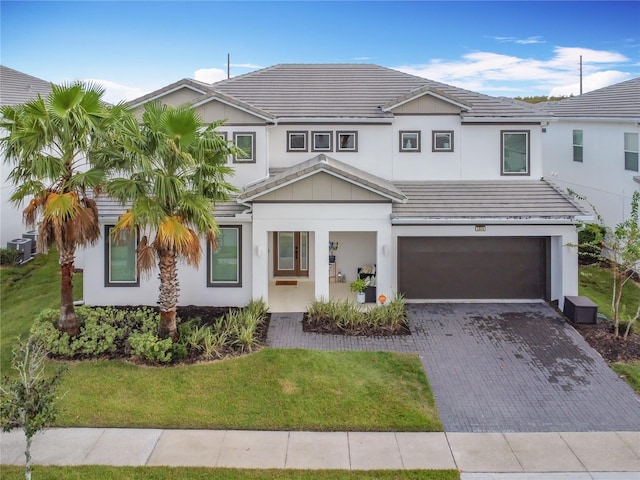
398 237 549 300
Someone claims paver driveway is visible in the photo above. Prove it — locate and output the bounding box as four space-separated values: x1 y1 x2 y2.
267 303 640 432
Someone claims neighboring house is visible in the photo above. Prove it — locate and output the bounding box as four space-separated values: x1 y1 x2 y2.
540 77 640 229
0 66 53 248
84 64 586 311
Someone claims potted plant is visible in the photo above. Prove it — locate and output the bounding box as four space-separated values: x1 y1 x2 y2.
350 278 368 303
328 241 339 263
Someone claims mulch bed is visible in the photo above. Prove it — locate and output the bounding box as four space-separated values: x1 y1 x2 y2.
572 320 640 364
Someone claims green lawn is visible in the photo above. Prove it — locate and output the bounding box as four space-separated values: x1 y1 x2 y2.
0 466 459 480
578 264 640 319
1 251 442 432
612 361 640 393
0 250 82 374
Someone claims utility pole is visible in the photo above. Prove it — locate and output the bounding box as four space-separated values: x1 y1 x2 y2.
580 55 583 95
227 54 230 79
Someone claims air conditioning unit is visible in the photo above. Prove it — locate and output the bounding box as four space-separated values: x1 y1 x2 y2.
22 230 38 256
7 238 33 264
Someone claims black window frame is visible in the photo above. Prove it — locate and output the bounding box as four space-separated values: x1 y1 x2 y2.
104 225 139 287
311 131 333 152
500 130 530 176
399 131 421 152
336 131 358 152
624 132 639 172
287 131 308 152
207 225 242 288
432 130 454 152
573 129 583 163
233 132 256 163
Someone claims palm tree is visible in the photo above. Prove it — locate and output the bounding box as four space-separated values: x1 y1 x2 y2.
0 82 121 336
107 102 237 341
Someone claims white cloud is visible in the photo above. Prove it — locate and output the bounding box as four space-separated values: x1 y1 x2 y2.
549 70 631 97
354 56 371 61
194 68 228 84
230 63 264 69
493 36 545 45
83 78 146 104
394 45 632 97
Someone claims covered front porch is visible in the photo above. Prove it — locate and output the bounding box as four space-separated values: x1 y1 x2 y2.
268 278 354 313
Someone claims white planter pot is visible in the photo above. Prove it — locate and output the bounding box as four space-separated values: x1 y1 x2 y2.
356 292 366 304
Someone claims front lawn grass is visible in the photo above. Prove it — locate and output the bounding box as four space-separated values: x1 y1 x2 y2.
0 250 82 373
611 361 640 393
0 466 459 480
57 348 442 431
578 264 640 320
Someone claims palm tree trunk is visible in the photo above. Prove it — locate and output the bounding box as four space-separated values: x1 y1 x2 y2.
59 245 80 337
157 249 180 341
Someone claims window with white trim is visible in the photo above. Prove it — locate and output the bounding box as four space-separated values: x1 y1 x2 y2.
501 130 530 175
336 131 357 152
208 226 242 287
399 131 420 152
432 131 454 152
233 132 256 163
287 131 307 152
624 132 639 172
312 131 332 152
105 226 138 287
573 130 583 162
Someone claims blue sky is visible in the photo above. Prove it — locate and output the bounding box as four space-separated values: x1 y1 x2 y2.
2 1 639 103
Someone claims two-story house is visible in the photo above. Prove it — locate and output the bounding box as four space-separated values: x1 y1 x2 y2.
0 66 53 248
540 77 640 229
84 64 585 311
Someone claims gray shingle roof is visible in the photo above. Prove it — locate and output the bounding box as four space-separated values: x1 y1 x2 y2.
238 154 407 202
94 195 246 219
0 66 53 106
536 77 640 119
128 64 544 120
392 180 586 220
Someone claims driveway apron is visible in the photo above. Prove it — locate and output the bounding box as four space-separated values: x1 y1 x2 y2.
266 303 640 432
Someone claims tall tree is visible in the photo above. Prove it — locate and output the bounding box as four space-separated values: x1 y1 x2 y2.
0 83 121 336
107 102 237 341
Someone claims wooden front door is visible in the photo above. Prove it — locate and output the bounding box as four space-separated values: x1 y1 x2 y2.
274 231 309 277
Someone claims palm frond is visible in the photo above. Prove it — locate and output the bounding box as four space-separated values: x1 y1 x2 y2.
43 191 81 224
136 236 157 276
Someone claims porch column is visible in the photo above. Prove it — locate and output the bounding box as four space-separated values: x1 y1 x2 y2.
252 227 269 304
314 229 330 301
375 225 393 304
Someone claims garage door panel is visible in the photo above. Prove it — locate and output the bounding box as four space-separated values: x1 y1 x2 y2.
398 237 548 299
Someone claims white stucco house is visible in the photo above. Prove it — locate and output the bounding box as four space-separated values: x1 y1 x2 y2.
540 77 640 229
0 66 53 248
84 64 586 311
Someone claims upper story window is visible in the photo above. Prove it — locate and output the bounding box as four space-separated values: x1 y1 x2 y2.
208 225 242 287
105 226 138 287
399 131 421 152
624 132 639 172
501 130 530 176
312 131 332 152
287 131 308 152
337 131 357 152
233 132 256 163
573 130 583 162
432 131 454 152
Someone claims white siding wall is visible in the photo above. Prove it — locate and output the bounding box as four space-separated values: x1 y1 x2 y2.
83 221 253 308
217 126 269 189
542 120 640 228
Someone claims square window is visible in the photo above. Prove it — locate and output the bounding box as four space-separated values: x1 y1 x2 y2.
432 131 454 152
399 131 421 152
624 132 639 172
501 130 530 175
233 132 256 163
287 131 307 152
208 226 242 287
312 131 332 152
105 226 138 287
573 130 583 162
336 131 357 152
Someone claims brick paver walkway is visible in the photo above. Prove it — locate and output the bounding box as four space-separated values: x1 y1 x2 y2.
266 303 640 432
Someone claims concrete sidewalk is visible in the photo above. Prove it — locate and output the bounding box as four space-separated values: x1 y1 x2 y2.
1 428 638 478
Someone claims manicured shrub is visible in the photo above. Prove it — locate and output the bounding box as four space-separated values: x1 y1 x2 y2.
578 223 606 265
0 248 20 266
128 332 173 364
